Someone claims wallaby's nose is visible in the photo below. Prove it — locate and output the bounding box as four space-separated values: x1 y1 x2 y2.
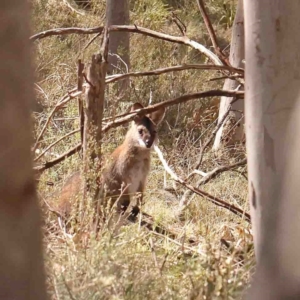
145 139 151 148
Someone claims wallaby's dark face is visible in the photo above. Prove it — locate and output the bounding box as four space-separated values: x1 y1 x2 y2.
128 103 165 149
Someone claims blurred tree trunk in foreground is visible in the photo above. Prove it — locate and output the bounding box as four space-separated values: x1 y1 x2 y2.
245 1 300 299
213 0 244 150
0 1 46 299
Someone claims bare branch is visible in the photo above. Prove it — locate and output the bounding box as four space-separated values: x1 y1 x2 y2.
102 89 244 133
30 26 103 42
34 143 82 173
34 129 80 162
34 90 243 172
30 25 223 65
106 64 243 84
154 145 250 222
196 0 229 65
33 89 82 151
194 158 247 186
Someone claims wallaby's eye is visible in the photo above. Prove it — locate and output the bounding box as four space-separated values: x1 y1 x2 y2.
138 129 143 135
153 130 157 134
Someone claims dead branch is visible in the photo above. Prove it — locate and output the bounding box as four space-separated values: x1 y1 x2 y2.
192 158 247 185
34 143 81 173
34 129 80 162
30 26 103 42
102 89 244 133
154 145 250 222
33 89 82 152
196 0 229 65
34 89 243 173
30 25 223 65
106 64 243 84
171 12 187 36
82 27 108 198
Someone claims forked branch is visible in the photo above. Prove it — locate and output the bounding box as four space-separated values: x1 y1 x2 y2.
34 128 80 162
34 143 82 173
33 89 82 151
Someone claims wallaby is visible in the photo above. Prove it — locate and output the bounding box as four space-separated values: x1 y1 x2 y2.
51 102 165 223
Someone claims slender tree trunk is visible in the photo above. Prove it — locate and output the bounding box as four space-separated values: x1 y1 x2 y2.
245 1 300 298
0 1 46 299
106 0 130 99
106 0 130 74
213 0 244 150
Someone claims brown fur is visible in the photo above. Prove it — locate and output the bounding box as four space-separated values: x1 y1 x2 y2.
51 103 165 220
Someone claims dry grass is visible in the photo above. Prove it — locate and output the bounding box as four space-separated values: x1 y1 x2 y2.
32 0 253 299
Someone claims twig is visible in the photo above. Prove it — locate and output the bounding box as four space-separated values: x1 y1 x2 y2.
34 129 80 162
77 59 84 91
171 12 187 35
105 64 243 84
154 145 250 222
194 100 233 170
196 0 229 65
34 143 82 173
208 75 244 82
102 89 244 133
33 89 82 151
82 33 101 53
30 25 223 65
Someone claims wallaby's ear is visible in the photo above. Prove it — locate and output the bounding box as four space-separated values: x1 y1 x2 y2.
130 102 144 123
149 107 165 125
130 102 144 112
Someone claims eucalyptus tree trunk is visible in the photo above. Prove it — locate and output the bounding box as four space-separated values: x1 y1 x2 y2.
213 0 244 150
0 1 46 299
245 1 300 298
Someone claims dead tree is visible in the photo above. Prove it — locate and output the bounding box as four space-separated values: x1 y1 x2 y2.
213 0 245 150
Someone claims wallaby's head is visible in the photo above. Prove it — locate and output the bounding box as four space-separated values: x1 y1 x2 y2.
126 102 165 149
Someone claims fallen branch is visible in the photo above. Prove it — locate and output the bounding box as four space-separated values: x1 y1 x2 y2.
102 89 244 133
33 89 82 151
196 0 229 65
34 129 80 162
30 25 223 65
154 145 250 222
34 143 82 173
106 64 243 84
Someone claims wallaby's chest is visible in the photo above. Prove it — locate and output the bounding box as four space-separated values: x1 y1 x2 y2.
127 158 150 194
